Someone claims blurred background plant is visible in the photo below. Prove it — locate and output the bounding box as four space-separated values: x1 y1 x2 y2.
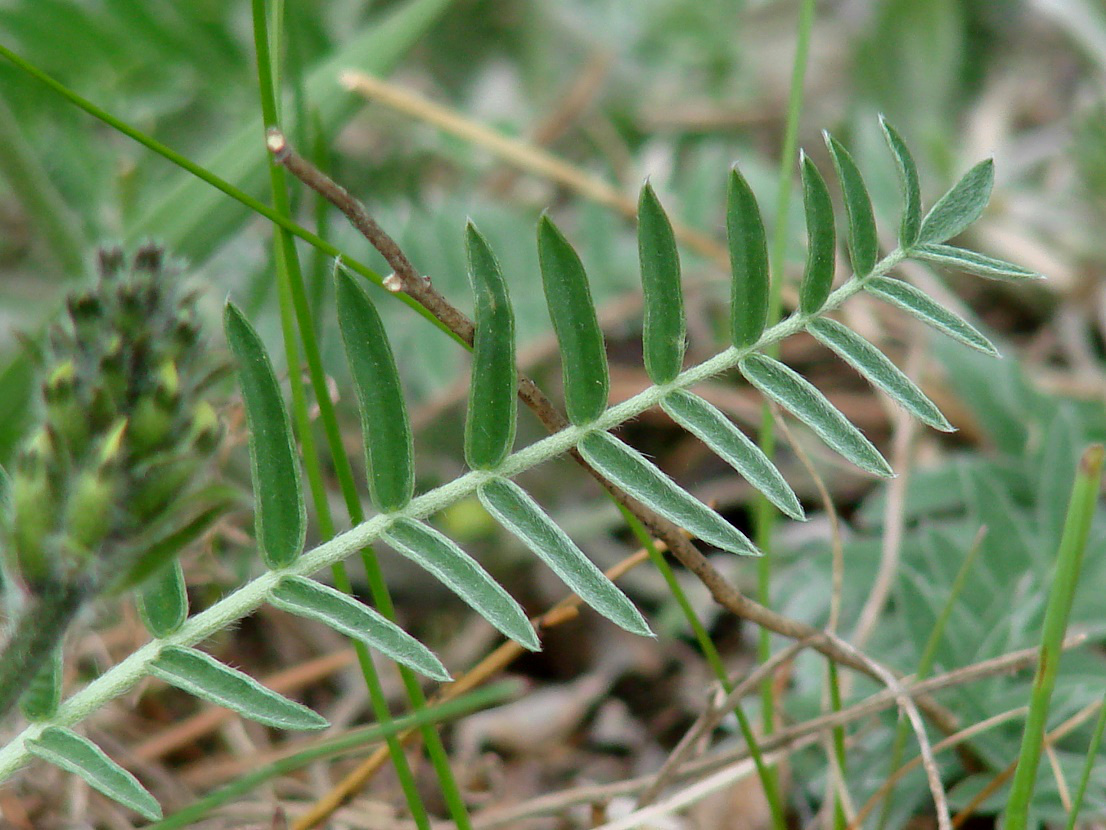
0 0 1105 828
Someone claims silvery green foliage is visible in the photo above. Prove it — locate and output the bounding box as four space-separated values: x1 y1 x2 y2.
0 122 1041 818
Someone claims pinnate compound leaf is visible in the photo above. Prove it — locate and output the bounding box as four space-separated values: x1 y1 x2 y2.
19 647 61 721
150 646 327 731
27 727 162 820
638 182 686 383
912 243 1043 281
799 152 836 314
537 214 609 425
478 478 652 636
864 277 999 356
336 272 414 512
807 318 953 431
224 302 305 569
740 353 893 477
578 431 759 555
824 132 879 277
137 560 188 639
382 518 539 650
726 166 770 347
917 158 993 244
879 116 922 248
464 223 517 470
661 390 804 520
271 575 449 681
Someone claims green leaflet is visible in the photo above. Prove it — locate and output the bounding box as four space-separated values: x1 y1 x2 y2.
798 152 836 314
537 214 609 426
18 646 61 721
824 132 879 277
271 575 449 681
879 116 922 248
137 560 188 639
864 277 999 356
336 272 415 512
224 303 305 569
912 243 1043 281
807 318 953 431
726 166 770 347
150 646 327 731
739 353 893 477
578 431 758 555
637 182 686 383
917 158 994 245
27 727 162 820
464 223 517 470
477 477 652 636
661 390 804 521
382 518 539 650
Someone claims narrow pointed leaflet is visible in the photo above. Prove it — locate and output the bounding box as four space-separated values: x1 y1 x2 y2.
799 152 836 314
912 244 1042 281
726 166 769 347
807 318 952 431
661 390 804 520
224 303 305 568
538 214 609 425
382 518 539 650
637 182 685 383
336 272 415 512
824 132 879 277
864 277 999 356
579 431 759 555
740 353 893 477
879 116 922 248
150 646 328 731
271 575 450 680
478 478 652 635
464 223 517 470
27 728 162 820
917 158 993 245
137 561 188 638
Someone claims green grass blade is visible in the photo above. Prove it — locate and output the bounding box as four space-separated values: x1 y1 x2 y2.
336 272 415 513
879 116 922 248
1005 444 1105 830
382 519 539 650
537 214 609 426
271 576 449 681
661 390 804 520
224 302 306 569
136 561 188 639
148 681 520 830
27 727 162 820
478 478 652 636
150 646 328 731
464 223 517 471
799 151 837 314
824 132 879 277
740 353 893 477
727 166 770 347
917 158 994 245
579 431 759 555
1063 694 1106 830
638 182 686 383
864 277 999 356
807 318 953 431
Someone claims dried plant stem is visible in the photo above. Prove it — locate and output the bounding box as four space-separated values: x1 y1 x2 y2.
469 640 1079 829
338 71 727 268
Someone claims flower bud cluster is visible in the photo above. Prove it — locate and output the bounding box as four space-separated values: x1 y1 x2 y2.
2 244 223 594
